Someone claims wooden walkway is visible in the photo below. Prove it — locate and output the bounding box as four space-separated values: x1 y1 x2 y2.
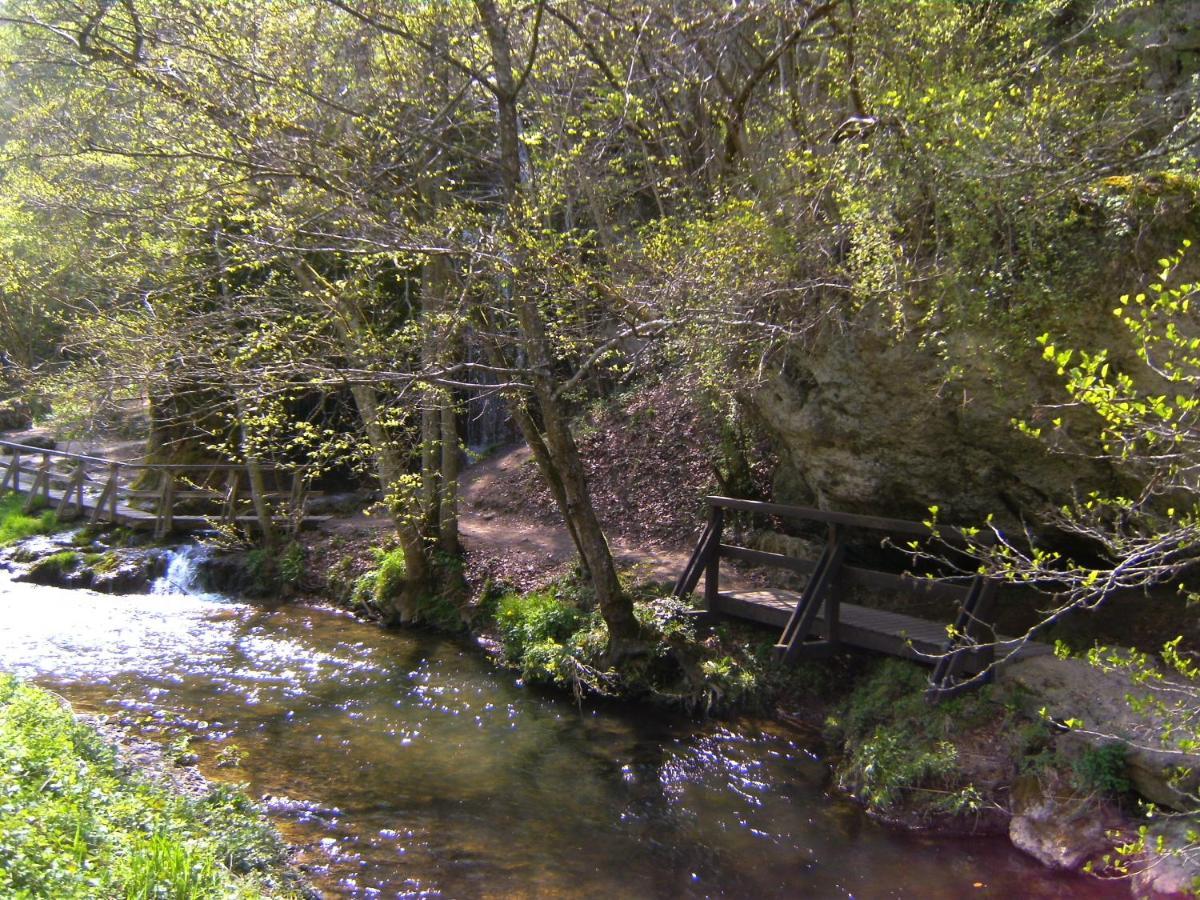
1 439 328 537
675 496 1049 697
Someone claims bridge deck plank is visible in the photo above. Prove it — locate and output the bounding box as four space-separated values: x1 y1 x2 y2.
716 588 1050 668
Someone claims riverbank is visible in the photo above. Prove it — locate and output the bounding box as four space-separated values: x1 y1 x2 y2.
0 563 1129 897
0 673 311 898
2 485 1197 896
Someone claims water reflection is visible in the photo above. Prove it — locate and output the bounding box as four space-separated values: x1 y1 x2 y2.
0 567 1124 898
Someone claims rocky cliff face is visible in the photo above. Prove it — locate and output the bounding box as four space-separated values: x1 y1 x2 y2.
745 321 1125 528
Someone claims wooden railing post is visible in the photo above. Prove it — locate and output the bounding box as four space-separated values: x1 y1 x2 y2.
110 463 122 521
703 506 724 613
91 462 118 524
1 449 19 492
928 575 999 700
775 526 845 663
24 453 50 513
221 469 240 524
56 462 86 519
823 525 841 645
154 470 175 539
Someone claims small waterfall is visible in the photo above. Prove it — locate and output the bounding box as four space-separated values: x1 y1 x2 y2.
151 544 210 596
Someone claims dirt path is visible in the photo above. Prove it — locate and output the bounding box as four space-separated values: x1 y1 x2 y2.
459 444 698 590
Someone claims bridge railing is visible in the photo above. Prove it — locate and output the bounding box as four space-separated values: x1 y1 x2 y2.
673 495 1001 697
0 439 306 537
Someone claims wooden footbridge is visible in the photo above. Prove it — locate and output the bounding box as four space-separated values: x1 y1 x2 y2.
674 496 1049 697
1 439 326 538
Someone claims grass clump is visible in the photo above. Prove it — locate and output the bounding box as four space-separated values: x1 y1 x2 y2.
25 549 81 583
0 673 300 898
0 491 57 545
825 658 1000 820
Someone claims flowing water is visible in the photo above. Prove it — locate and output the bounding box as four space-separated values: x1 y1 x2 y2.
0 551 1127 898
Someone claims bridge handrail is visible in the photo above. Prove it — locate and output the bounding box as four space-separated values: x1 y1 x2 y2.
0 439 274 473
705 495 996 546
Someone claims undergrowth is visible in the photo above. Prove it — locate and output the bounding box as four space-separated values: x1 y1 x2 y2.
342 545 464 630
0 491 57 545
825 658 1006 820
0 673 300 898
487 574 839 713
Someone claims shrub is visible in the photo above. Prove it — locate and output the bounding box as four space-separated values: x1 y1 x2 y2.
1072 742 1132 797
495 589 580 663
842 726 959 811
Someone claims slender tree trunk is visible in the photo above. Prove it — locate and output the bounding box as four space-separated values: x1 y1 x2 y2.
349 381 433 623
474 0 641 653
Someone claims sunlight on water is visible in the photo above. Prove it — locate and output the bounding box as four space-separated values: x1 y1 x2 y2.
0 565 1126 898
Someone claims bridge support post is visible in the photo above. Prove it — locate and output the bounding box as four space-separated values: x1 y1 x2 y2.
927 575 999 701
1 450 19 492
703 507 724 613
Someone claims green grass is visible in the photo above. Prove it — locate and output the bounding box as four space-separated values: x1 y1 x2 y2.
0 491 57 546
0 674 300 898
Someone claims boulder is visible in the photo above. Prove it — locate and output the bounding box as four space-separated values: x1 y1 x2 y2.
16 550 88 588
0 398 32 432
88 549 168 594
18 434 57 451
744 323 1125 528
1002 654 1200 812
1132 819 1200 899
11 546 167 594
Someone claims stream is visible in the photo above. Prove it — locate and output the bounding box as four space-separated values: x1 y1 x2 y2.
0 549 1127 898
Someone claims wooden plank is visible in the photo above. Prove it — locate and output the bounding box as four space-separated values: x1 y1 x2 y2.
715 589 1045 670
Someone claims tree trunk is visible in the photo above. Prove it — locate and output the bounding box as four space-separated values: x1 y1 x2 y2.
474 0 641 654
348 381 435 623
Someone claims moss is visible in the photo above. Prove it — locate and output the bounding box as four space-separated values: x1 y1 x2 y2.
88 551 121 575
25 550 81 581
